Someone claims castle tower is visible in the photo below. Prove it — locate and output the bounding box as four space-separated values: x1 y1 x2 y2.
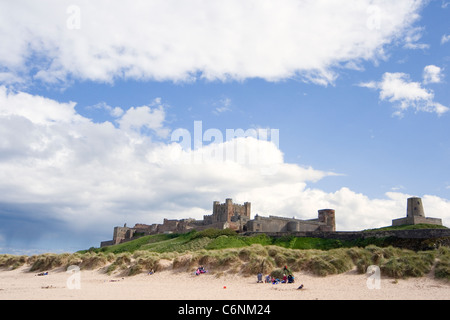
211 198 252 224
318 209 336 231
225 198 233 221
392 197 442 227
407 197 425 218
243 202 251 218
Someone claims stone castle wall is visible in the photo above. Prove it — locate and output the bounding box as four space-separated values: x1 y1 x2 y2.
245 209 335 233
244 228 450 241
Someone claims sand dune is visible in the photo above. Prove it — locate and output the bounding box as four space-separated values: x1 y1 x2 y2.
0 265 448 300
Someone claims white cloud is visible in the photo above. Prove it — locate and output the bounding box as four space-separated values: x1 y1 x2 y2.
422 195 450 221
89 102 124 118
402 27 429 50
0 0 426 87
117 104 170 139
423 65 443 84
359 71 449 116
441 34 450 44
0 87 86 125
213 98 232 115
379 73 432 101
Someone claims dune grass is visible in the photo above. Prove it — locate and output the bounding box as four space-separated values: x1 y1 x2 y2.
434 247 450 280
1 244 449 280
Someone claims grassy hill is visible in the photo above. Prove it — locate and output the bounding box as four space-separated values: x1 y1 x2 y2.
90 229 348 254
89 224 449 254
1 225 449 280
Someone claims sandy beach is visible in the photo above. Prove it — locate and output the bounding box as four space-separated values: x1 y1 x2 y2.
0 265 448 300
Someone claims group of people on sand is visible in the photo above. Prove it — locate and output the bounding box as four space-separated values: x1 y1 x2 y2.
195 265 207 276
258 273 295 284
257 265 303 289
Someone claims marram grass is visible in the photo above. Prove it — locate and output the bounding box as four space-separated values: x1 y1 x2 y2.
1 243 449 280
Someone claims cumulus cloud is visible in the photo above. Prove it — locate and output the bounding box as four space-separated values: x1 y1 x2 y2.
117 103 170 138
88 102 124 118
423 65 444 84
359 69 449 116
0 0 426 87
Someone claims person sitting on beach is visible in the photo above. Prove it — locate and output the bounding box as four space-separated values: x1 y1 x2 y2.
281 274 287 283
265 275 271 283
257 273 263 283
195 266 207 275
288 274 294 283
283 265 292 275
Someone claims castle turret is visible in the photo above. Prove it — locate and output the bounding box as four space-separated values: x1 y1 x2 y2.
318 209 336 231
407 197 425 218
244 202 251 218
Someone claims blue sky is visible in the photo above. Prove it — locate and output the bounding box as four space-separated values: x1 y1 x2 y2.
0 0 449 254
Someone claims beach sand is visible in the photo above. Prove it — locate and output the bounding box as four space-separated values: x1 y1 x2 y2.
0 266 449 300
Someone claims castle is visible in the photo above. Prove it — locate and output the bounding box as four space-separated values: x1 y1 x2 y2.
100 198 335 247
100 196 443 247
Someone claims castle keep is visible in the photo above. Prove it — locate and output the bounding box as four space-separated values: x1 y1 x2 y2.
100 198 336 247
203 199 251 231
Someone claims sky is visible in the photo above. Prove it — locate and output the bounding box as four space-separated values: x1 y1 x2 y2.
0 0 450 254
